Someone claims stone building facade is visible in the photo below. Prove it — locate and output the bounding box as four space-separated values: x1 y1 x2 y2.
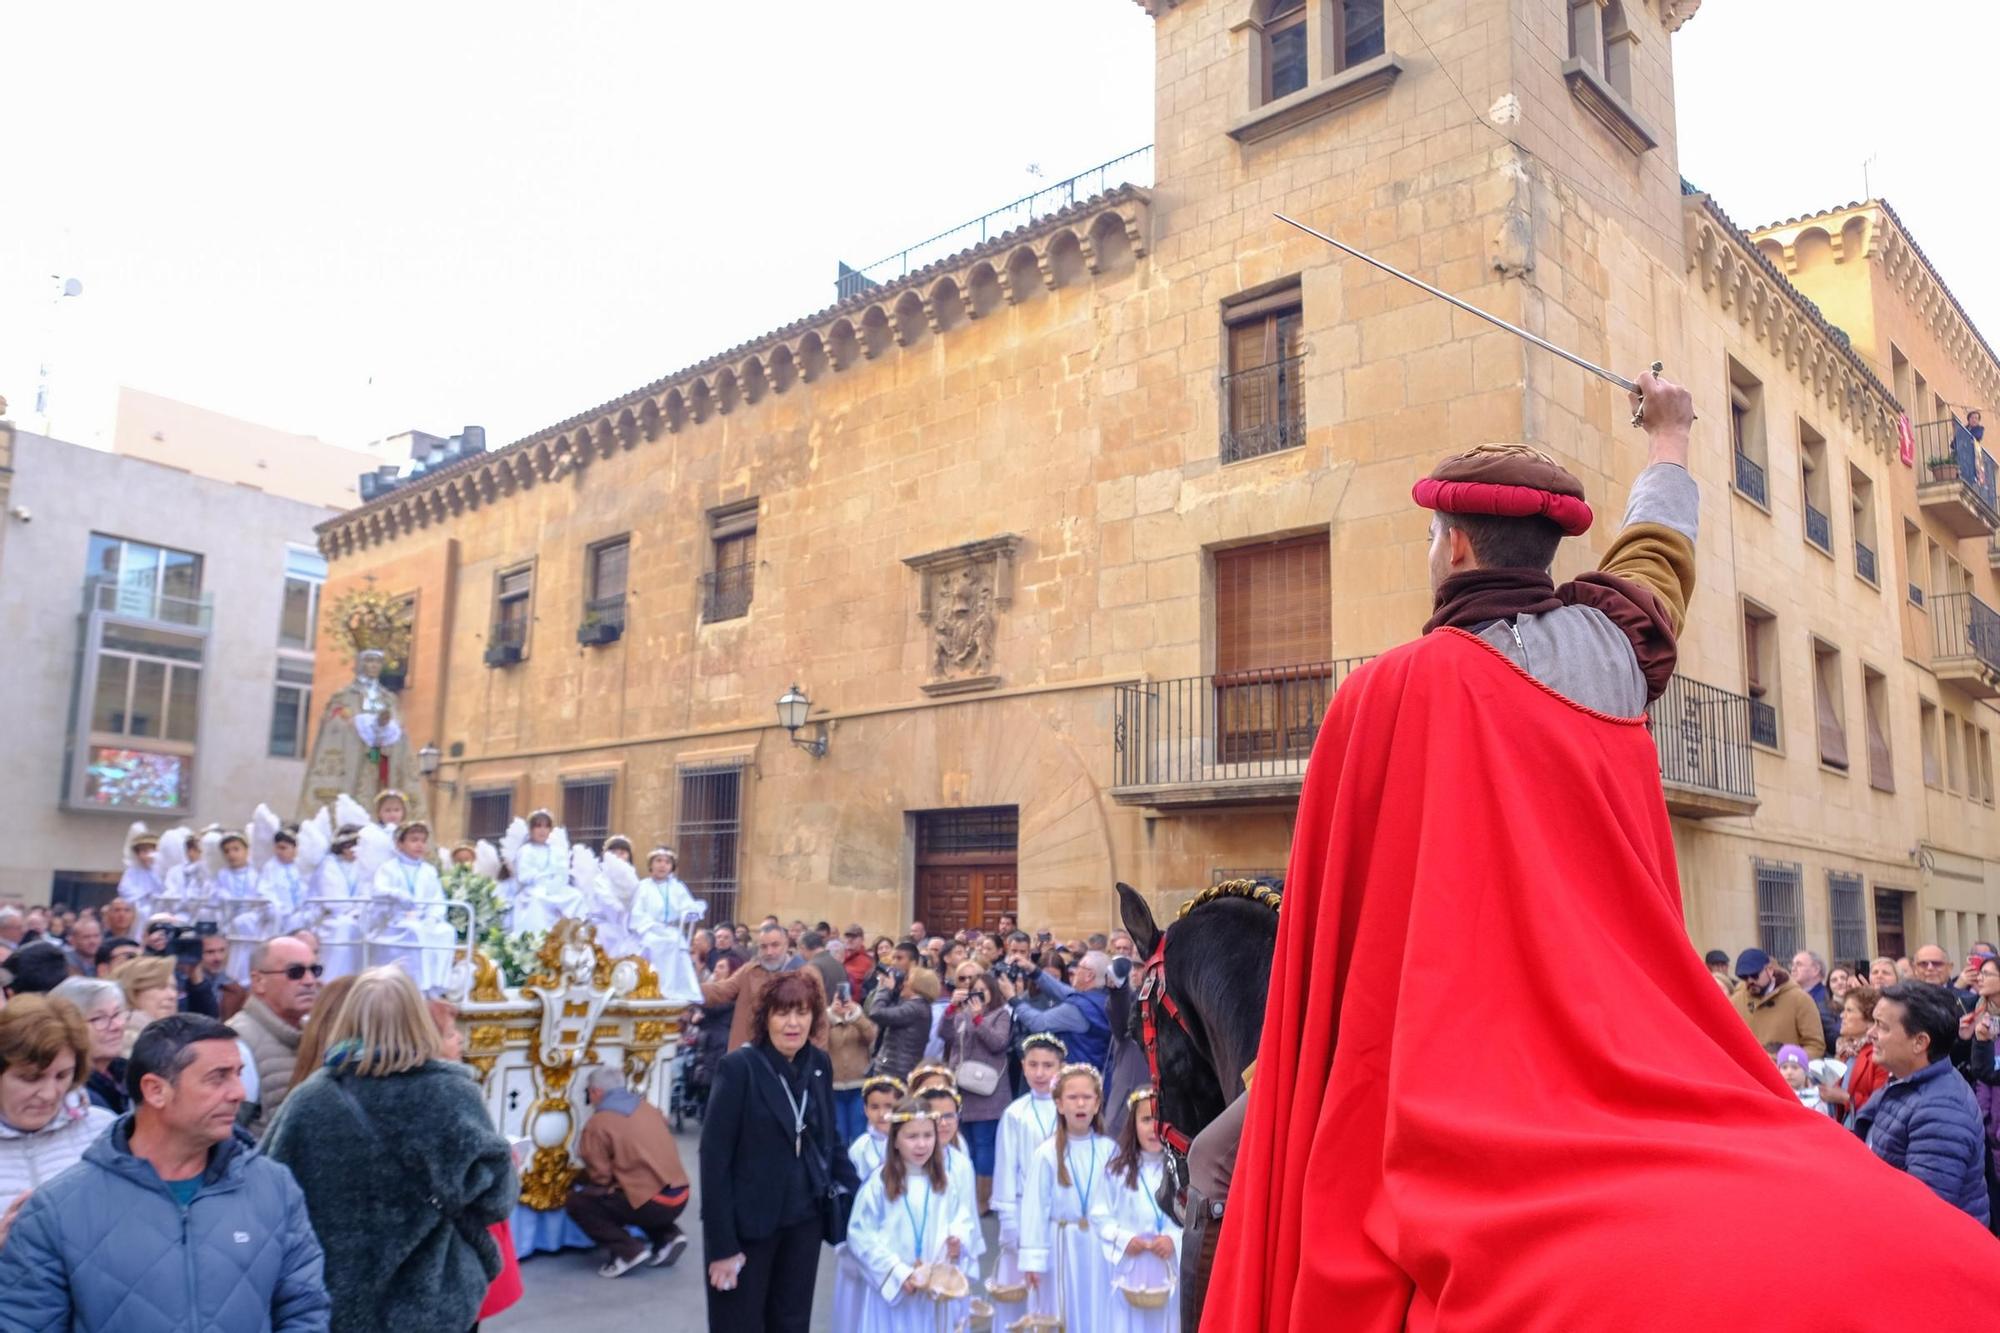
313 0 2000 960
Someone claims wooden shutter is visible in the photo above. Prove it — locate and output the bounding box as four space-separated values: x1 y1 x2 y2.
1865 686 1893 792
1814 655 1849 770
1215 535 1330 673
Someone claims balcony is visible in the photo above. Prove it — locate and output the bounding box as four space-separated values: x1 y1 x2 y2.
1931 591 2000 697
483 618 526 667
1111 658 1370 808
700 565 753 624
1804 503 1831 554
835 146 1152 301
1733 451 1768 508
1648 673 1760 819
1915 417 1999 537
1855 540 1877 585
1988 537 2000 572
84 577 212 631
576 595 626 646
1220 356 1308 463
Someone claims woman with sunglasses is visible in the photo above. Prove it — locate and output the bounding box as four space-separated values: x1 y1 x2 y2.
226 935 322 1140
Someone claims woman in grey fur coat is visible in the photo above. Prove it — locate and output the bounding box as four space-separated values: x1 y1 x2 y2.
265 965 517 1333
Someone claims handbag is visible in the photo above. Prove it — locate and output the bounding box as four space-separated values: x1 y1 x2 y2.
952 1009 1002 1096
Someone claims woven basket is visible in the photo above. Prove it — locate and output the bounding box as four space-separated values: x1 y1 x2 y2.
1004 1316 1064 1333
926 1265 971 1301
985 1276 1029 1304
1116 1280 1173 1311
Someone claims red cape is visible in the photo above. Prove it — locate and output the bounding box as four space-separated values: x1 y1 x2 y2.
1203 629 2000 1332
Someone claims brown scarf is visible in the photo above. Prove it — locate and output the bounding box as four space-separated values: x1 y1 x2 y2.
1424 567 1677 702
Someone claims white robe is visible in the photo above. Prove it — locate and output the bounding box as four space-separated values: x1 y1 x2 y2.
988 1089 1057 1323
627 876 702 1001
226 861 306 982
313 857 368 980
117 864 163 923
833 1130 891 1331
509 841 580 934
164 861 215 920
1089 1154 1182 1333
210 866 260 982
846 1172 975 1333
369 854 456 992
1020 1133 1116 1333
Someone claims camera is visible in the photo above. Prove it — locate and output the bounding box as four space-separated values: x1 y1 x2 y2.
162 921 219 965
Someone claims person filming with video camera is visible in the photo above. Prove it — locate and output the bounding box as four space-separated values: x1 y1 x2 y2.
863 941 938 1083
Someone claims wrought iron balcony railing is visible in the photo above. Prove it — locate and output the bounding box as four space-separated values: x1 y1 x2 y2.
1734 451 1768 507
1931 590 2000 674
1749 698 1779 748
1648 673 1759 804
1915 416 1999 529
1804 503 1831 552
701 565 754 623
1112 658 1372 790
1220 355 1308 463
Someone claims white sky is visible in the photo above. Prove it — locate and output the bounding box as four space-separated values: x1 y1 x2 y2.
3 2 1993 455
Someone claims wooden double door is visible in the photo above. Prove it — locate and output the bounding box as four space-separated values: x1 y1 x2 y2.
913 807 1019 935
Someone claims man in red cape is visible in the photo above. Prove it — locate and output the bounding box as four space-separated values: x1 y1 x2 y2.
1200 371 2000 1332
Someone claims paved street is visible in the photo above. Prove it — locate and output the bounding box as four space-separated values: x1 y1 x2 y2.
489 1124 836 1332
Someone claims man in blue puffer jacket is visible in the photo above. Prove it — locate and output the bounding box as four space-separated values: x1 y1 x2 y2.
0 1013 328 1333
1852 981 1992 1225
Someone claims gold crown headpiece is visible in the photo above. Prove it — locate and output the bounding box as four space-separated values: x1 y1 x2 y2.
888 1106 937 1126
861 1075 908 1099
1126 1085 1158 1108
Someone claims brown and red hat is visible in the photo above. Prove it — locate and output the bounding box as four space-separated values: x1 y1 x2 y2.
1411 443 1593 536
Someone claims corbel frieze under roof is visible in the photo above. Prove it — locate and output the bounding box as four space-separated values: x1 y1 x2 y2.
319 190 1150 558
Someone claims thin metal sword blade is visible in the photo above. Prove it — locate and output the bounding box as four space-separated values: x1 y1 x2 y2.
1274 212 1641 395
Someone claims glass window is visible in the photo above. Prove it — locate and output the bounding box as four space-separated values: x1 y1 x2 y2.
279 577 317 650
116 543 161 617
1342 0 1385 68
589 539 629 604
129 660 167 739
166 665 200 743
160 549 202 603
269 684 305 758
92 656 131 733
1265 0 1308 102
86 533 121 581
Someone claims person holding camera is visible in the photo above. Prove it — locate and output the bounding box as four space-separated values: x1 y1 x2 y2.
864 943 940 1083
995 950 1113 1075
171 928 231 1020
941 964 1010 1203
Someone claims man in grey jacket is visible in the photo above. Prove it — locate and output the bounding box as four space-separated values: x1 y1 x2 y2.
0 1014 329 1333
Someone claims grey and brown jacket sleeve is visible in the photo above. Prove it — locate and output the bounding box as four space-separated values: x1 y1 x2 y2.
1597 462 1699 637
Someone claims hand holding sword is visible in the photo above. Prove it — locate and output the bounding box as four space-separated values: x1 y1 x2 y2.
1274 213 1697 447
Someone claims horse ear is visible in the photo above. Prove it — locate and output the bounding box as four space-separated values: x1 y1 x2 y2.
1116 882 1161 958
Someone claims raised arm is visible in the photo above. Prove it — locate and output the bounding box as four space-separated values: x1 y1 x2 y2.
1603 369 1699 634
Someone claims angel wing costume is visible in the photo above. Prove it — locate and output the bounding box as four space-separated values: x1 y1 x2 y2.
502 817 576 934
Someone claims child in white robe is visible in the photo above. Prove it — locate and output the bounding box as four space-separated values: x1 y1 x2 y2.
367 821 455 992
1021 1063 1115 1333
846 1097 975 1333
832 1076 907 1331
1089 1086 1182 1333
988 1032 1065 1324
917 1084 983 1330
313 826 369 980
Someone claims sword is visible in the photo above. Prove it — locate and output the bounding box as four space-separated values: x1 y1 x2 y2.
1273 212 1666 424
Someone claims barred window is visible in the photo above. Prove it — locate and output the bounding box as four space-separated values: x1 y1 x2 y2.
677 764 744 924
1754 858 1804 960
1827 872 1867 969
467 789 513 844
562 776 613 855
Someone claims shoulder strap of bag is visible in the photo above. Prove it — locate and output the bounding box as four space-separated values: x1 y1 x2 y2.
326 1072 448 1216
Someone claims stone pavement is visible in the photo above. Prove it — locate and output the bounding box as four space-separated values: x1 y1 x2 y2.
487 1124 835 1332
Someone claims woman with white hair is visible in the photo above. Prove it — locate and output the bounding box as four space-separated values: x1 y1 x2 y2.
47 978 130 1115
264 965 517 1333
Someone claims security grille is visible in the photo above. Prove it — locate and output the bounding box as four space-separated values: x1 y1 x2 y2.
562 776 613 855
1754 858 1804 959
1827 871 1868 969
467 789 513 844
677 764 744 924
916 807 1019 857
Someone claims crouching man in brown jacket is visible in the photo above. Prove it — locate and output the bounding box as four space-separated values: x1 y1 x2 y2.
565 1064 694 1278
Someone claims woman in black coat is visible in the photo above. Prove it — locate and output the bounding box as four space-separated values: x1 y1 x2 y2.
701 966 858 1332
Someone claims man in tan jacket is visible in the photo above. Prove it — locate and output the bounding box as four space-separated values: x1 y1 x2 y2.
699 923 828 1052
1728 948 1827 1058
565 1065 693 1278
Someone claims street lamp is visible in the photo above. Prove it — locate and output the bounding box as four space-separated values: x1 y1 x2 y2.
776 683 828 758
417 742 457 795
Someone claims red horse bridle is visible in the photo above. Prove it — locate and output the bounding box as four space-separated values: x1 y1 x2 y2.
1136 932 1196 1156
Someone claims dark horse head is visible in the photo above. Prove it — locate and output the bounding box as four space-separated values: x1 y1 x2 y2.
1117 879 1279 1189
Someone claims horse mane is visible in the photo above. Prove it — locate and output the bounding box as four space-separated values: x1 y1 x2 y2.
1174 878 1282 924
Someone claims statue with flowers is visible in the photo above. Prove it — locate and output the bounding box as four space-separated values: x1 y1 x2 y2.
298 588 425 823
